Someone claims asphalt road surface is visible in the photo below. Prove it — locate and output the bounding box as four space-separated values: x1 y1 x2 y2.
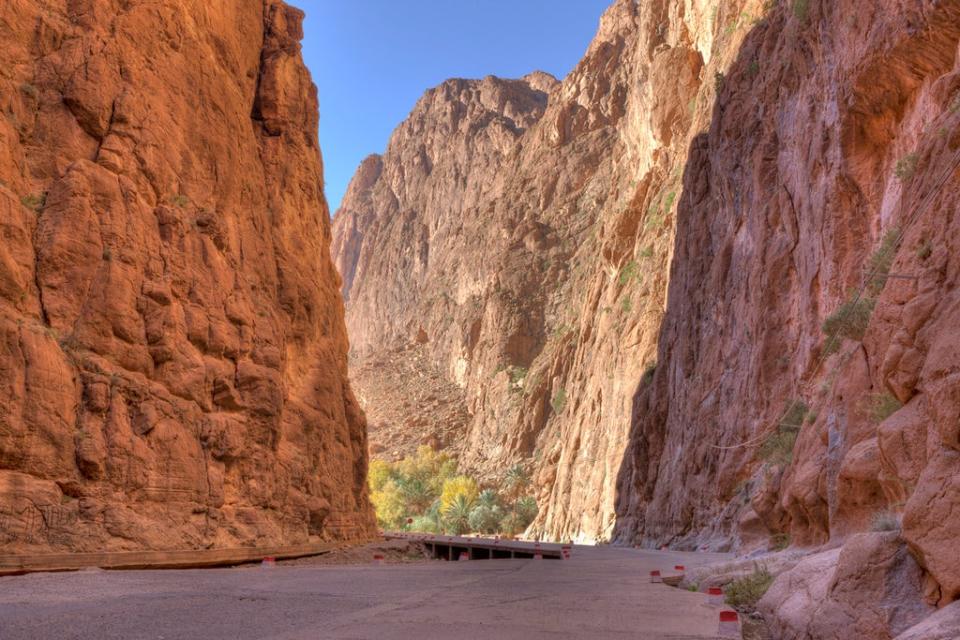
0 545 732 639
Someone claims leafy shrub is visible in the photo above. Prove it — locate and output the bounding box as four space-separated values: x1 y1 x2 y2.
714 71 725 91
865 393 902 423
759 401 807 465
662 191 677 212
770 533 790 551
792 0 809 21
916 239 932 261
780 400 809 430
895 153 918 180
642 362 657 385
170 194 189 208
551 388 567 414
822 296 876 342
758 428 798 465
871 511 900 532
725 565 774 610
865 228 900 295
639 245 654 258
19 83 39 100
20 192 45 212
370 479 407 530
619 261 640 286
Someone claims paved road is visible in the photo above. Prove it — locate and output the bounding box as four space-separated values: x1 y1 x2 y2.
0 545 732 640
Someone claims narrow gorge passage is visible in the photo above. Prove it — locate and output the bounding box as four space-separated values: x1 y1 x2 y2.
2 0 960 639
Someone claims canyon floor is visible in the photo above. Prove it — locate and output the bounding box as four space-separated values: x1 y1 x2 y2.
0 545 731 639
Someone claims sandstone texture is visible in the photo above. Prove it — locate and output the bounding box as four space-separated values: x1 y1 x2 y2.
334 0 960 625
0 0 375 552
759 533 932 639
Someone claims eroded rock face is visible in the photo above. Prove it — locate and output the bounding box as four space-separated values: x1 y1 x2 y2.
760 533 933 640
0 0 375 552
615 0 960 604
333 0 960 613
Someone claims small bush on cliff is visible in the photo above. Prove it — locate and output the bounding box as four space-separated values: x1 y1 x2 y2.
642 362 657 385
779 400 809 430
20 192 45 213
864 393 902 423
822 295 875 343
770 532 790 551
871 511 901 532
551 388 567 414
619 261 640 286
758 427 798 465
895 153 918 180
724 565 774 611
865 228 900 295
19 83 39 100
792 0 809 22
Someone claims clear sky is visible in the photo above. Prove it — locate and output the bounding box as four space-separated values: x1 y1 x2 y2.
296 0 613 213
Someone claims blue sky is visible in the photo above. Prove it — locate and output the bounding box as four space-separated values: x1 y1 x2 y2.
296 0 613 213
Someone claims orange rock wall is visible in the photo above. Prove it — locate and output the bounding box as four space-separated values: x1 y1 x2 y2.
0 0 375 552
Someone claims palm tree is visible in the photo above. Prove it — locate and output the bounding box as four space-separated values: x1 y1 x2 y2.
504 464 530 500
442 494 475 535
503 464 531 536
469 490 503 533
398 475 435 515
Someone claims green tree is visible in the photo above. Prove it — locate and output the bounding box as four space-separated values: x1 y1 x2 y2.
397 475 435 514
370 479 407 530
440 475 479 512
469 490 504 533
442 494 476 535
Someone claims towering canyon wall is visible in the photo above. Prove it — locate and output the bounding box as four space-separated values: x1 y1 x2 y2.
0 0 375 552
333 0 960 609
616 0 960 607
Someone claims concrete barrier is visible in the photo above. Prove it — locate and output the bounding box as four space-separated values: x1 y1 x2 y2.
718 610 739 637
0 540 366 577
708 586 724 606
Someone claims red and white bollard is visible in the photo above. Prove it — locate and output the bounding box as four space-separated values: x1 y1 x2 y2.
708 586 725 606
561 545 572 559
718 610 740 637
459 551 470 562
261 557 276 568
372 554 385 565
650 570 662 583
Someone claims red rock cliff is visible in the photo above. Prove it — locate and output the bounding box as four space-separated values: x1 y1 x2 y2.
334 2 960 615
0 0 375 552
